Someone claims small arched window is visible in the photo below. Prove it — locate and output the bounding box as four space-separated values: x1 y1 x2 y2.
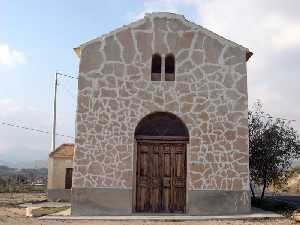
151 54 161 81
165 54 175 81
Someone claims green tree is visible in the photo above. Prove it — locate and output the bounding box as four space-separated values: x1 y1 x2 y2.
249 101 300 201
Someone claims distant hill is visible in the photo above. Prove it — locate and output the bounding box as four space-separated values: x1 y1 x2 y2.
0 165 47 177
14 160 48 169
0 160 48 169
0 165 48 190
0 165 17 176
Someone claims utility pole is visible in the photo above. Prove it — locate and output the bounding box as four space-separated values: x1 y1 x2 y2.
51 71 58 152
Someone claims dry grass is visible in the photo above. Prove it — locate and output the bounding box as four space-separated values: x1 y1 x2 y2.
267 169 300 194
287 169 300 193
0 193 294 225
0 192 46 206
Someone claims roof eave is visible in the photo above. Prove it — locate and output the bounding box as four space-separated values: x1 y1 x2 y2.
246 50 253 61
74 47 81 58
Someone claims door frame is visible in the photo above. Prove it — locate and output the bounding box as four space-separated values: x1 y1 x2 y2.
132 135 188 213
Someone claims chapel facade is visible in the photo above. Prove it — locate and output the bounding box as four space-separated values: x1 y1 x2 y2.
71 12 252 215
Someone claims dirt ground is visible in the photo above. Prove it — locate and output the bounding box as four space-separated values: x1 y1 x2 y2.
0 192 47 206
0 193 295 225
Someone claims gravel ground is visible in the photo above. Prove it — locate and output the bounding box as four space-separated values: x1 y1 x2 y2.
0 193 295 225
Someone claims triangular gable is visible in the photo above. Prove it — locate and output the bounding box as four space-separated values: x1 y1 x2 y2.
74 12 252 60
49 143 74 158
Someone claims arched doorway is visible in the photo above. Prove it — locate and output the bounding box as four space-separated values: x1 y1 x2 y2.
134 112 189 213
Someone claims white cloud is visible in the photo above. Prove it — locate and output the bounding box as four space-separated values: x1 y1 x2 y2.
200 1 300 51
134 0 300 132
0 96 75 163
268 18 300 50
136 0 300 51
0 139 14 155
0 44 26 65
127 0 179 21
0 98 51 129
0 98 21 115
197 0 300 131
0 98 45 156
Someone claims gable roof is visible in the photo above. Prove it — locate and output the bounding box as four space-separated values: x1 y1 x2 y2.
74 12 252 61
49 143 74 159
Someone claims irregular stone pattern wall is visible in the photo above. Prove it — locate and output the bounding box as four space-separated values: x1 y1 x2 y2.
73 13 249 191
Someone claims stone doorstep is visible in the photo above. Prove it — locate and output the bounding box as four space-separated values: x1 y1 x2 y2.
26 206 71 218
40 213 283 221
19 202 71 208
26 207 42 217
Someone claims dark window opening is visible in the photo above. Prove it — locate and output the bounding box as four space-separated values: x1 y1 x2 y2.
151 54 162 81
165 54 175 81
65 168 73 189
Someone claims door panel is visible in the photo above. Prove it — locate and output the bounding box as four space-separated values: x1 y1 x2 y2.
150 146 161 212
172 144 186 212
136 142 186 213
136 143 151 212
162 146 172 212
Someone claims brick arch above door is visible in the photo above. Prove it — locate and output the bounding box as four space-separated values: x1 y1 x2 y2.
134 112 189 139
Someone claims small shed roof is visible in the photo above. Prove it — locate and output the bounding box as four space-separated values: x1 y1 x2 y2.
49 143 74 159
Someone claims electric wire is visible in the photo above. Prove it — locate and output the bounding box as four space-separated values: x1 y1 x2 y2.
0 121 74 139
56 72 79 80
0 71 78 140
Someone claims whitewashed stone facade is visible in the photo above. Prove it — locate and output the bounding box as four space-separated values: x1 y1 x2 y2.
72 12 252 215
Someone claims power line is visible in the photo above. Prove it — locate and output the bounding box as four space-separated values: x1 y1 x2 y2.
1 72 78 141
0 121 74 139
57 72 79 80
55 71 79 98
0 72 78 144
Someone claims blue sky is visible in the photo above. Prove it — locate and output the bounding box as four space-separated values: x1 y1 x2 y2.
0 0 149 164
1 0 300 166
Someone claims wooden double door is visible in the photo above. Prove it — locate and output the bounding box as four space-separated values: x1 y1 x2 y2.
135 141 186 213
